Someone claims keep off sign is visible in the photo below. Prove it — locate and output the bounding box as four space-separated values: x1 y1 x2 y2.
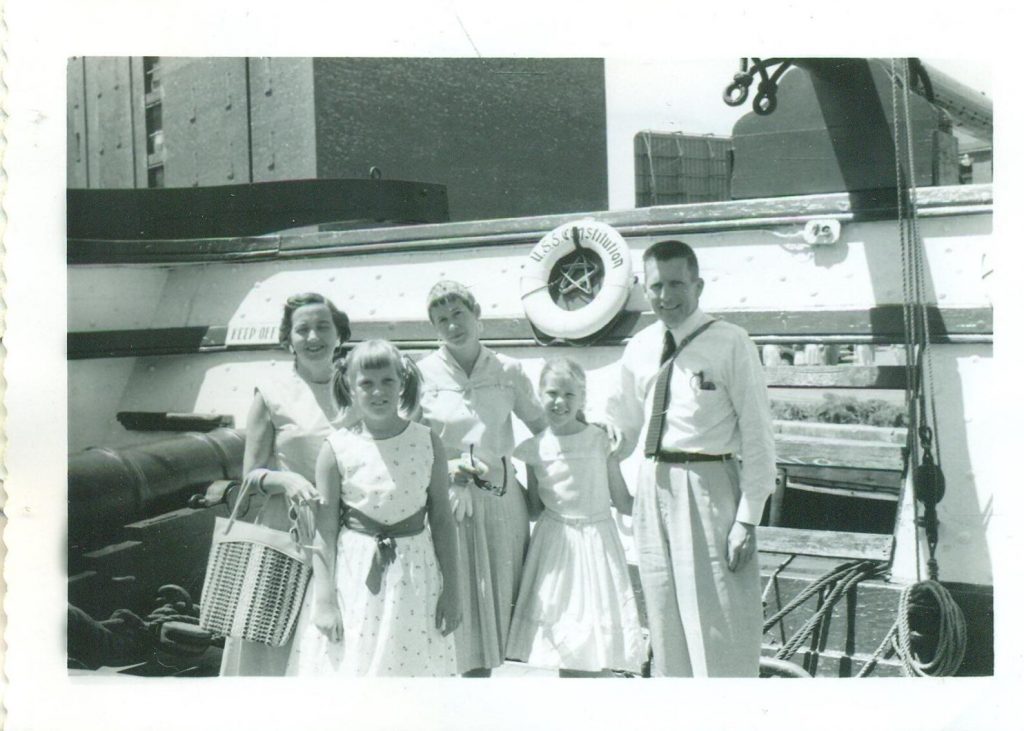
225 323 279 347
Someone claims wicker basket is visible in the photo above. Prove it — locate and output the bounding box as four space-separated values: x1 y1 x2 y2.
199 481 312 647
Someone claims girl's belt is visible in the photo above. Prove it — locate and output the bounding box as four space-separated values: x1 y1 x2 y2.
655 451 733 464
542 510 612 527
341 506 427 594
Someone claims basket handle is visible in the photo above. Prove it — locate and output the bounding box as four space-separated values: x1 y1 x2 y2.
223 470 315 548
224 470 266 531
288 499 316 548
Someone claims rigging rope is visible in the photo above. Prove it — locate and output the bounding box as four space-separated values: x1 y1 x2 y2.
858 60 967 676
770 561 881 664
761 72 969 672
895 58 943 468
891 57 951 583
755 60 968 680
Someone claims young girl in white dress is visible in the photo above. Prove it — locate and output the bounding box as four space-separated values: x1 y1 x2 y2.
287 339 461 676
506 358 645 677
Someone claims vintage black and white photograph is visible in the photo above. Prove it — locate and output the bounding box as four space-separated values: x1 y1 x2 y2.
4 2 1021 730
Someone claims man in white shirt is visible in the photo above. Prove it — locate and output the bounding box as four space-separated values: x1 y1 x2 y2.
606 239 775 677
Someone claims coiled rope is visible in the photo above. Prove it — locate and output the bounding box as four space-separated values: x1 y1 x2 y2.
856 578 967 677
763 558 966 677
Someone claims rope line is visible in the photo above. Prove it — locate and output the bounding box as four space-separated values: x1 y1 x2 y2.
892 57 948 582
900 61 945 470
763 557 967 678
757 59 967 681
856 579 967 677
899 65 943 467
769 561 882 663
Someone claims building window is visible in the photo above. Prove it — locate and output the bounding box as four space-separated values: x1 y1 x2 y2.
145 103 162 133
148 165 165 188
143 64 165 187
147 130 164 158
143 57 161 94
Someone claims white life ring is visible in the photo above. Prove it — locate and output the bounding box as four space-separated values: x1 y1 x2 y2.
520 220 633 340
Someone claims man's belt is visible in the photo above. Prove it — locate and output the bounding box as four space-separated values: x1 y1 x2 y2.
655 451 733 464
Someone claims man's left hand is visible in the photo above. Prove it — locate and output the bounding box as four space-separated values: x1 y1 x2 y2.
726 521 756 572
591 420 625 458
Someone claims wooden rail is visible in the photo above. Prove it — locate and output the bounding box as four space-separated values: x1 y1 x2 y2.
759 526 894 561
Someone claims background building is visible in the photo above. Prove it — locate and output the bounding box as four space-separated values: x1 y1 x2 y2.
67 57 609 222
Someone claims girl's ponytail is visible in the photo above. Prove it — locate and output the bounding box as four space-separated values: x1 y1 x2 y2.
332 356 352 409
398 354 423 417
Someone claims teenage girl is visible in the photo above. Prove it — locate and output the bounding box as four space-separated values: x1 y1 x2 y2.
506 357 645 677
287 339 461 676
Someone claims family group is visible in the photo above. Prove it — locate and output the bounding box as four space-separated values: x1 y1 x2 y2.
218 239 776 679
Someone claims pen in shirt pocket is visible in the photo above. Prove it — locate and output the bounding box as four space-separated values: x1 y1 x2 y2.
692 370 718 390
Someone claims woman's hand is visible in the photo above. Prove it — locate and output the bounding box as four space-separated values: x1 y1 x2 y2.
278 472 322 504
313 600 344 643
243 468 321 504
435 583 462 636
448 455 486 485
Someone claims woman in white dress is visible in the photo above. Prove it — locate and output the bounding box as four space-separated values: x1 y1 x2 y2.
219 292 355 676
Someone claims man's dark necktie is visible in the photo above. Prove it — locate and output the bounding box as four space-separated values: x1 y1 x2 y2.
643 329 677 458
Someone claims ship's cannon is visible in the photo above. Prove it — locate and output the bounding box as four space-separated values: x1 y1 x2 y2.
68 428 247 650
68 428 244 550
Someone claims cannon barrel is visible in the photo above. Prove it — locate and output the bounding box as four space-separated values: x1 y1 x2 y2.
917 61 992 143
68 428 245 548
792 58 992 142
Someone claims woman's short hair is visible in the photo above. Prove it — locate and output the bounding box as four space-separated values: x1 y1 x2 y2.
278 292 352 346
332 339 422 418
426 280 481 321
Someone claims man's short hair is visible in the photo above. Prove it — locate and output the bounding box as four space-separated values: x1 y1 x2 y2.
643 239 700 278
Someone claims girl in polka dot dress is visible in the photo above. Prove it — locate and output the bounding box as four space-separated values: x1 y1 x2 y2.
287 340 461 676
